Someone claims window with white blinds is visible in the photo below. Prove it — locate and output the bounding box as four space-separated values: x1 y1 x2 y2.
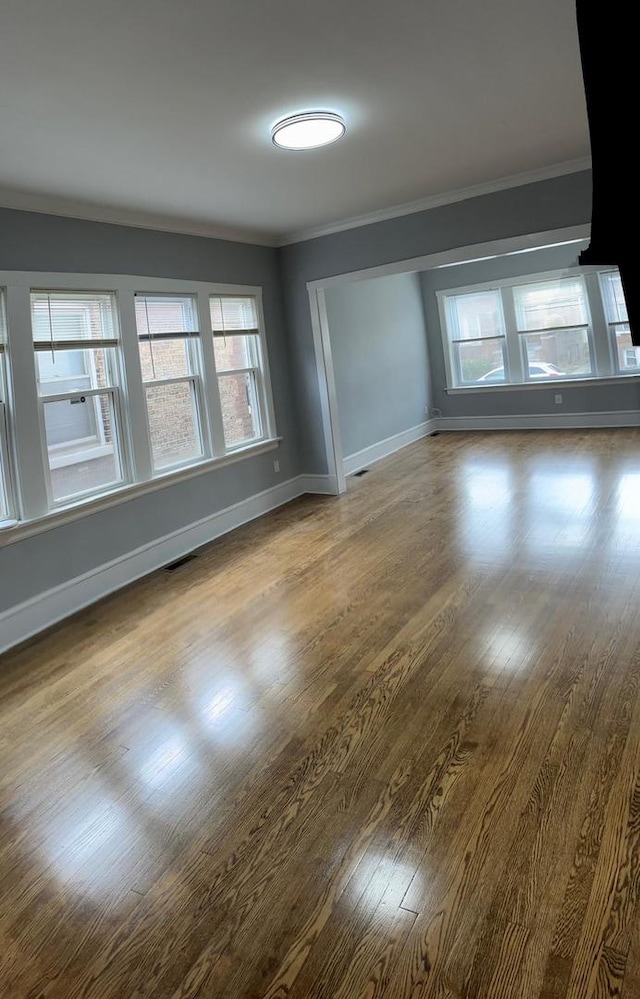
445 290 507 385
135 294 204 473
30 291 126 504
210 295 266 448
0 273 277 531
512 278 593 380
438 268 630 389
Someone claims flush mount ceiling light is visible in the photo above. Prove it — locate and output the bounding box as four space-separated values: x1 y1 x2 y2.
271 112 346 150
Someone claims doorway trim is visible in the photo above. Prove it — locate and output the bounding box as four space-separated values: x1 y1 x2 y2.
306 223 591 494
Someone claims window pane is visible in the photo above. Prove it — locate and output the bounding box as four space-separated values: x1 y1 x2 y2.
601 271 628 323
454 339 505 384
210 296 258 332
135 295 197 337
44 393 122 502
31 292 117 344
145 381 203 470
135 295 197 382
513 279 587 331
37 347 115 395
213 333 257 372
219 371 261 446
447 291 504 340
614 326 640 372
521 329 592 377
139 339 191 381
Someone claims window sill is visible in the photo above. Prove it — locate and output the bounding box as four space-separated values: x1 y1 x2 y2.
0 437 283 547
446 374 640 394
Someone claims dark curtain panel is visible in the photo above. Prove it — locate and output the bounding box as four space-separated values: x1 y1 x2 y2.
576 0 638 343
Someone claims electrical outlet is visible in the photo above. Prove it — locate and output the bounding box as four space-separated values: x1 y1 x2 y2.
555 394 562 404
273 459 280 472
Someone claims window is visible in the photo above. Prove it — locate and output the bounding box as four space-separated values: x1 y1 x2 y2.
135 294 204 472
30 291 126 504
600 271 638 373
438 269 628 390
445 290 506 384
0 272 277 532
513 278 592 379
0 292 13 522
210 296 266 448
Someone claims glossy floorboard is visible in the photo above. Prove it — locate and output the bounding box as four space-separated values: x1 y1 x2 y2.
1 429 640 998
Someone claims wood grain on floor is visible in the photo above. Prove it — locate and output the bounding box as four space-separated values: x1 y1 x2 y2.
1 429 640 998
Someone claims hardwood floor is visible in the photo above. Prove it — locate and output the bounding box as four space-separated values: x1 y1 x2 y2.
1 429 640 998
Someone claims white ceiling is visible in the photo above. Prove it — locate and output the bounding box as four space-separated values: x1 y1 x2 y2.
0 0 590 244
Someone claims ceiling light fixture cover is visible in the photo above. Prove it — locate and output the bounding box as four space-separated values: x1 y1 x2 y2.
271 112 346 150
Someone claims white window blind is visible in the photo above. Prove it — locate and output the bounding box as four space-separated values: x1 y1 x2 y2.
601 271 628 323
31 291 119 348
210 295 259 333
513 279 588 332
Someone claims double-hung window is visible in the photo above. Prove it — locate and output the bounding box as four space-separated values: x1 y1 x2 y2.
600 271 639 373
444 289 507 385
512 277 592 380
0 292 13 522
439 270 612 389
30 291 126 504
210 295 266 448
0 272 278 532
135 294 204 473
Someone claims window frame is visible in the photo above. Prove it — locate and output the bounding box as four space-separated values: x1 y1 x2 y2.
438 266 630 392
598 269 640 376
0 272 279 539
134 292 207 474
444 287 508 387
209 294 274 450
511 275 595 383
30 289 129 507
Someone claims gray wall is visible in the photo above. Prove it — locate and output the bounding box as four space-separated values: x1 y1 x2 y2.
324 272 430 457
280 170 594 473
0 208 297 613
419 240 640 418
0 168 614 619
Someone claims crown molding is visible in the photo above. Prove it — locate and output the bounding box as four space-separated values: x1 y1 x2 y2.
277 156 592 246
0 156 592 250
0 188 278 247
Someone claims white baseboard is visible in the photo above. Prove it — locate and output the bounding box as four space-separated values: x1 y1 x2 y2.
0 475 322 655
433 411 640 432
4 409 636 654
299 473 340 495
344 420 435 476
